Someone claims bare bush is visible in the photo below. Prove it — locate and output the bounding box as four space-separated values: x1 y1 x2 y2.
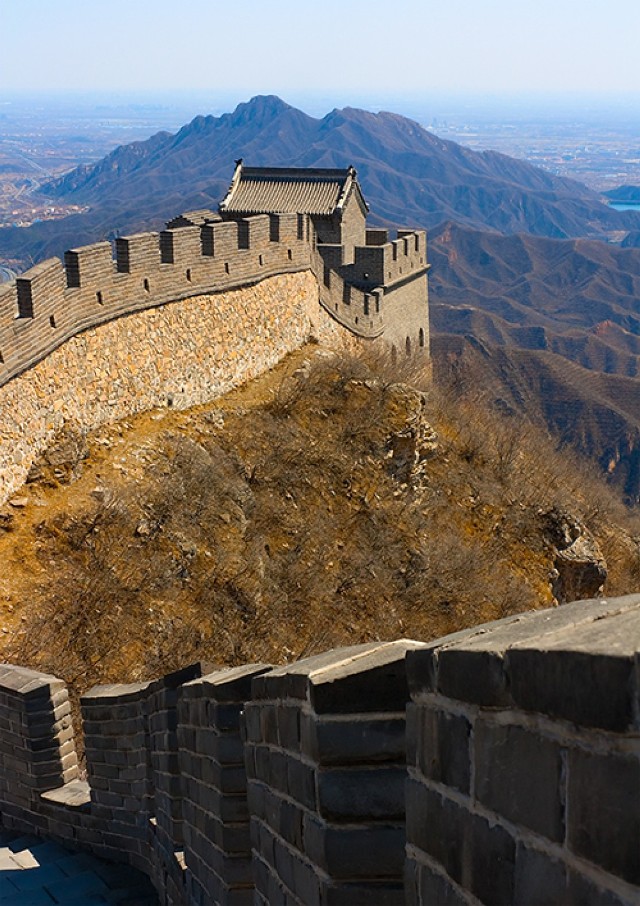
6 345 640 709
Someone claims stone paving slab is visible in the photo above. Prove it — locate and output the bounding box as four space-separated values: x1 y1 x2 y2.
0 830 157 904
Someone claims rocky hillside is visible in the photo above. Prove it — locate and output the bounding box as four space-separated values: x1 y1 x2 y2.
428 222 640 500
1 348 638 703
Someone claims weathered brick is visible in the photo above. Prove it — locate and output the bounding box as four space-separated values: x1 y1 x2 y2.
567 746 640 884
514 843 568 904
566 869 633 906
306 713 406 766
317 766 406 820
474 721 564 840
412 705 471 794
287 756 316 810
405 857 476 906
406 778 516 905
508 645 635 732
303 813 405 878
322 878 405 905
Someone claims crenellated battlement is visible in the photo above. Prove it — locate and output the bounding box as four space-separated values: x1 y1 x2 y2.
0 213 428 390
0 596 638 905
0 213 318 388
350 228 428 289
314 227 429 342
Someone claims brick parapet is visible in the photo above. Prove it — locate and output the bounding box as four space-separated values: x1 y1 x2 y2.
243 640 425 905
0 665 78 811
81 679 154 827
0 215 315 388
315 244 385 338
404 595 640 906
177 663 271 906
351 230 427 290
146 664 203 861
315 230 429 345
0 596 638 904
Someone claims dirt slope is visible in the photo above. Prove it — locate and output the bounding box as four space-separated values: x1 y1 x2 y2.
1 347 638 704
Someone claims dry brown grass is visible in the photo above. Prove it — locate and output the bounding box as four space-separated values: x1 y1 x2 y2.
2 345 639 712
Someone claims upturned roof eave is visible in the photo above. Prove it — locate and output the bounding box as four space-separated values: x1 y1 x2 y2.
218 158 245 213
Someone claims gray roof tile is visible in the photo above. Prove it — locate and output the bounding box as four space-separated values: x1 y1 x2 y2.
220 163 368 216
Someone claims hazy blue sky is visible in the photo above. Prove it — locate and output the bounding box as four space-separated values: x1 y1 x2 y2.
3 0 640 104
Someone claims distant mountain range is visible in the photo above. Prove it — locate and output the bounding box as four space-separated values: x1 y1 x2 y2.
3 95 640 499
429 221 640 375
428 222 640 500
2 95 638 267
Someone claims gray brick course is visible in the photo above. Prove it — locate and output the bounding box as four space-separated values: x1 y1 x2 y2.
406 597 640 905
474 721 564 840
1 597 639 905
567 746 640 885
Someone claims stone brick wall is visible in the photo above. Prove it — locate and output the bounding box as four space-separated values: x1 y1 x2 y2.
0 596 639 904
243 640 424 905
147 666 203 862
0 270 354 504
383 270 430 361
81 679 155 869
0 665 78 816
315 229 429 346
0 211 429 506
405 594 640 906
177 664 270 906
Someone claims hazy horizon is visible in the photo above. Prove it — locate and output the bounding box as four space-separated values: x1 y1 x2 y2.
3 88 640 129
3 0 640 102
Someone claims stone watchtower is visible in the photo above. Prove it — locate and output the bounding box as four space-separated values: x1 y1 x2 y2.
219 160 368 264
219 160 430 356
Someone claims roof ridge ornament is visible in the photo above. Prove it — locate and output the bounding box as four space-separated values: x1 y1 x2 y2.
220 160 244 213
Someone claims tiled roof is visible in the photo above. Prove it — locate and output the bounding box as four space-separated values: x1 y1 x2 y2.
219 162 368 217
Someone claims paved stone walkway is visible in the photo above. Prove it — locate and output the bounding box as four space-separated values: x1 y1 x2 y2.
0 831 158 905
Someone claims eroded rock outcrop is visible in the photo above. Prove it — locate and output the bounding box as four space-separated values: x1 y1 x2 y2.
541 507 607 603
384 384 438 486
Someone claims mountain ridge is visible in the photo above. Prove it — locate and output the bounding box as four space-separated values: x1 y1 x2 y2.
3 94 638 270
3 95 640 499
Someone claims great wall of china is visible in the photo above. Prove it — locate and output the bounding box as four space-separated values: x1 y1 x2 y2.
0 210 429 504
0 596 638 905
0 186 638 905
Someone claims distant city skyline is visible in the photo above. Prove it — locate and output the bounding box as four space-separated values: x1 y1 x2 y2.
3 0 640 105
